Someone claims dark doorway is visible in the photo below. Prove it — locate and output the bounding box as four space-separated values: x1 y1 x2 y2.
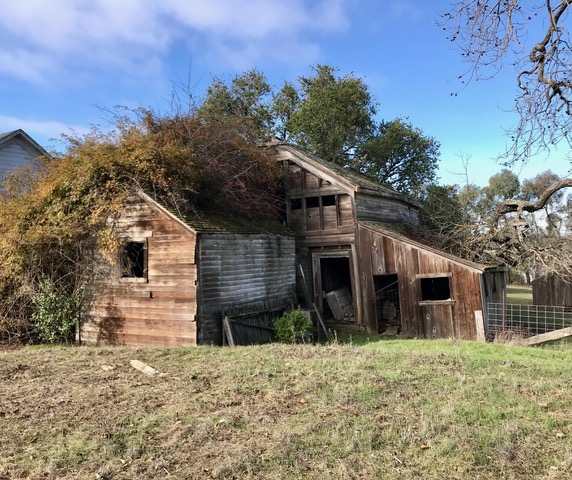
374 274 400 333
319 256 353 320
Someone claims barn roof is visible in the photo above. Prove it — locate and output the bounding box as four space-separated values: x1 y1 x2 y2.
0 129 48 157
136 190 293 236
263 138 420 208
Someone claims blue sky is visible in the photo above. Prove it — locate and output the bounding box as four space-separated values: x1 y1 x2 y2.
1 0 569 187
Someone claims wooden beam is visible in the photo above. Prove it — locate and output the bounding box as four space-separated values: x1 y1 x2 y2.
222 316 235 346
522 327 572 347
298 263 331 341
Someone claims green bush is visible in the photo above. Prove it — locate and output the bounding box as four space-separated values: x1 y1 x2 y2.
274 307 312 343
31 277 82 343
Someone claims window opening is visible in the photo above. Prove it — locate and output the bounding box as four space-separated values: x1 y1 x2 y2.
420 276 451 301
306 196 319 208
121 242 146 278
322 195 336 206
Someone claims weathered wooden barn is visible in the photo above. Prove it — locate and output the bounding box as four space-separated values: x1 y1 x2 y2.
80 191 295 346
0 129 47 178
268 140 506 340
532 274 572 307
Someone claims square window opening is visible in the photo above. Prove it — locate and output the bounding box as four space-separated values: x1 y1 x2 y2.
322 195 336 206
306 196 319 208
420 276 451 301
121 242 146 278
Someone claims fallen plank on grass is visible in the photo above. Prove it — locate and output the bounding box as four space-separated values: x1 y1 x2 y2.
522 327 572 347
130 360 159 376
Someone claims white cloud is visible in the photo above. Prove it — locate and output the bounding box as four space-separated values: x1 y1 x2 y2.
0 0 350 85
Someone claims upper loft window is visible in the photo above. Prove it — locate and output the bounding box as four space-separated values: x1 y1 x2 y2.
306 196 320 208
121 241 146 278
420 276 451 301
322 195 336 206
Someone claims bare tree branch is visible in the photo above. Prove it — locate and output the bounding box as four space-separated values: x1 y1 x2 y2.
441 1 572 163
493 177 572 221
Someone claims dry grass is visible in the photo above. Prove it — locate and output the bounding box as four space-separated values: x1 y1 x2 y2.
1 340 572 479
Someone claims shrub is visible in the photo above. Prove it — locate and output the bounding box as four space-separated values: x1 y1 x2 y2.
274 307 312 343
31 277 83 344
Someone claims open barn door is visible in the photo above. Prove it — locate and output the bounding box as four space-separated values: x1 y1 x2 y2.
311 250 356 328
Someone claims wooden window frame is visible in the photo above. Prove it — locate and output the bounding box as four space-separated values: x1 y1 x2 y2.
119 239 148 283
417 273 453 304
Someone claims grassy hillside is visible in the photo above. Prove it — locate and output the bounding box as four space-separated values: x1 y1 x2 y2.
2 340 572 479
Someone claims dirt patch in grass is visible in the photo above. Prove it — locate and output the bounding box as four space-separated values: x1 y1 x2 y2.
1 341 572 479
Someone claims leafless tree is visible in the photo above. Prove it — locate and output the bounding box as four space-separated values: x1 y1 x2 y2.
442 0 572 163
438 2 572 277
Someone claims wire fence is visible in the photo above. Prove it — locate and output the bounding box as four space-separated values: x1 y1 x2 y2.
487 303 572 343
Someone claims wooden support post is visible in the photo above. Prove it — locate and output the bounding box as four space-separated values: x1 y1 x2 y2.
298 263 332 342
313 302 332 342
222 316 235 346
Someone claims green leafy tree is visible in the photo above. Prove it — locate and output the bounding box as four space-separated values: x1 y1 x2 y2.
358 119 439 198
287 64 376 167
478 169 521 221
271 81 300 141
200 65 439 195
200 69 273 140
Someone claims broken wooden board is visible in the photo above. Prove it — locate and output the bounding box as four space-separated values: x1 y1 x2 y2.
522 327 572 347
130 360 159 376
298 263 331 341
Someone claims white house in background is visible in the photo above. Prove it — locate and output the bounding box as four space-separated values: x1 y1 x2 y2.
0 129 48 178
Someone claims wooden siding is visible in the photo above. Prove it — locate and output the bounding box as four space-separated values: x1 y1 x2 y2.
355 192 419 225
532 274 572 306
0 142 36 175
81 197 198 346
197 234 296 345
357 224 486 339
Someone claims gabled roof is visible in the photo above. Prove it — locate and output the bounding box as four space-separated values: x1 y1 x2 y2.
136 190 293 236
0 129 48 158
263 138 420 207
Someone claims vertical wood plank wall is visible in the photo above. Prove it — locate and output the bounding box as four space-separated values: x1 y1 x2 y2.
197 234 296 345
81 197 198 346
532 274 572 306
357 224 485 339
